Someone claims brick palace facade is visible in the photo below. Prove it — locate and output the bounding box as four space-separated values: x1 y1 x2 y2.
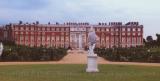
0 21 143 49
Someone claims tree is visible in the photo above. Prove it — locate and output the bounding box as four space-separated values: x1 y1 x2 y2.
146 36 153 42
146 36 154 47
143 38 146 45
156 34 160 46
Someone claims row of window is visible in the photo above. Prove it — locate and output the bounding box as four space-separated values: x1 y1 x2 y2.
94 28 142 32
98 32 142 36
14 26 142 32
15 32 70 35
121 33 142 36
18 42 69 47
14 27 70 31
17 36 69 41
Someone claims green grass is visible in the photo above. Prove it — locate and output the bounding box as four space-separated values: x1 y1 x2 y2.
0 64 160 81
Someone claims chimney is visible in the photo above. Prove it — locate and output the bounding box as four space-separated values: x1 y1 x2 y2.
56 22 59 25
36 21 39 24
19 21 23 24
48 22 51 25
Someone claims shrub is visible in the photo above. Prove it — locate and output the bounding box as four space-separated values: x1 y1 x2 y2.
0 45 68 62
95 47 160 63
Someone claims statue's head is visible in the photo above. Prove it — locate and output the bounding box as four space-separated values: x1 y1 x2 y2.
89 26 94 32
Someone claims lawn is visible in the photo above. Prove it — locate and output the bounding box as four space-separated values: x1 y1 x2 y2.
0 64 160 81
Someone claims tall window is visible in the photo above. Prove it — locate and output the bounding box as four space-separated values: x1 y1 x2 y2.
127 33 131 36
66 28 69 31
97 28 100 31
127 28 131 31
38 28 41 31
116 28 118 31
52 36 55 41
31 36 34 42
25 36 28 41
31 27 34 31
56 36 60 41
127 37 131 44
61 36 64 42
31 32 34 35
122 28 125 31
47 27 50 31
20 27 24 30
122 37 126 44
106 28 109 31
111 28 114 31
42 27 45 31
15 27 18 30
137 37 141 45
61 28 64 31
101 28 105 32
47 36 50 41
38 36 41 41
26 32 28 35
42 36 45 42
26 27 29 31
52 28 55 31
15 32 18 35
138 33 141 36
21 32 23 35
138 28 141 31
132 33 136 36
132 37 136 44
122 33 125 36
20 36 24 41
132 28 136 31
56 28 60 31
111 38 114 44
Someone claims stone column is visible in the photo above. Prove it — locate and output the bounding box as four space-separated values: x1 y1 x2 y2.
74 34 77 49
79 33 82 50
86 54 99 72
0 43 3 56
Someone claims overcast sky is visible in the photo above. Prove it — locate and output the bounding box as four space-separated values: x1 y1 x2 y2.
0 0 160 39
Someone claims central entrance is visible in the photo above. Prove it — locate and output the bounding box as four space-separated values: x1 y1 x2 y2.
70 26 87 49
70 32 84 49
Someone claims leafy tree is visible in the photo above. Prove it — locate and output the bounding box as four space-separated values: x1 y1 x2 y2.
156 34 160 47
146 36 153 42
146 36 154 47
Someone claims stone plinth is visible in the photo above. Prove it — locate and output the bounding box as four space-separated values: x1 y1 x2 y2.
86 54 99 72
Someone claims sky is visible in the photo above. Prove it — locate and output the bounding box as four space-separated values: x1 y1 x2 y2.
0 0 160 39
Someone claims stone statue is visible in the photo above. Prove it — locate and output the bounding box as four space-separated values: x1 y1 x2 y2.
88 27 98 55
0 42 3 56
86 26 99 72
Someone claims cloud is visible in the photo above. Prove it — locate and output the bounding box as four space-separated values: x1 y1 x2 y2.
0 0 50 10
0 0 160 38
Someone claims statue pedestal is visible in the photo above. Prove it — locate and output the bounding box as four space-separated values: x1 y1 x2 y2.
86 54 99 72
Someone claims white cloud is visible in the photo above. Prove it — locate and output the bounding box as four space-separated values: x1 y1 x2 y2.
0 0 160 38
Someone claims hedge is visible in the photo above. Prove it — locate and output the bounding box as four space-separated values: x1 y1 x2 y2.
95 47 160 63
0 45 68 61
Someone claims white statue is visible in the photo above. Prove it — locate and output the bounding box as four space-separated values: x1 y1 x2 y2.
0 42 3 56
86 26 99 72
88 27 98 55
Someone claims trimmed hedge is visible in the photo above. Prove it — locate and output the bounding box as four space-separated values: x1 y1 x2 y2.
0 45 67 61
95 47 160 63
